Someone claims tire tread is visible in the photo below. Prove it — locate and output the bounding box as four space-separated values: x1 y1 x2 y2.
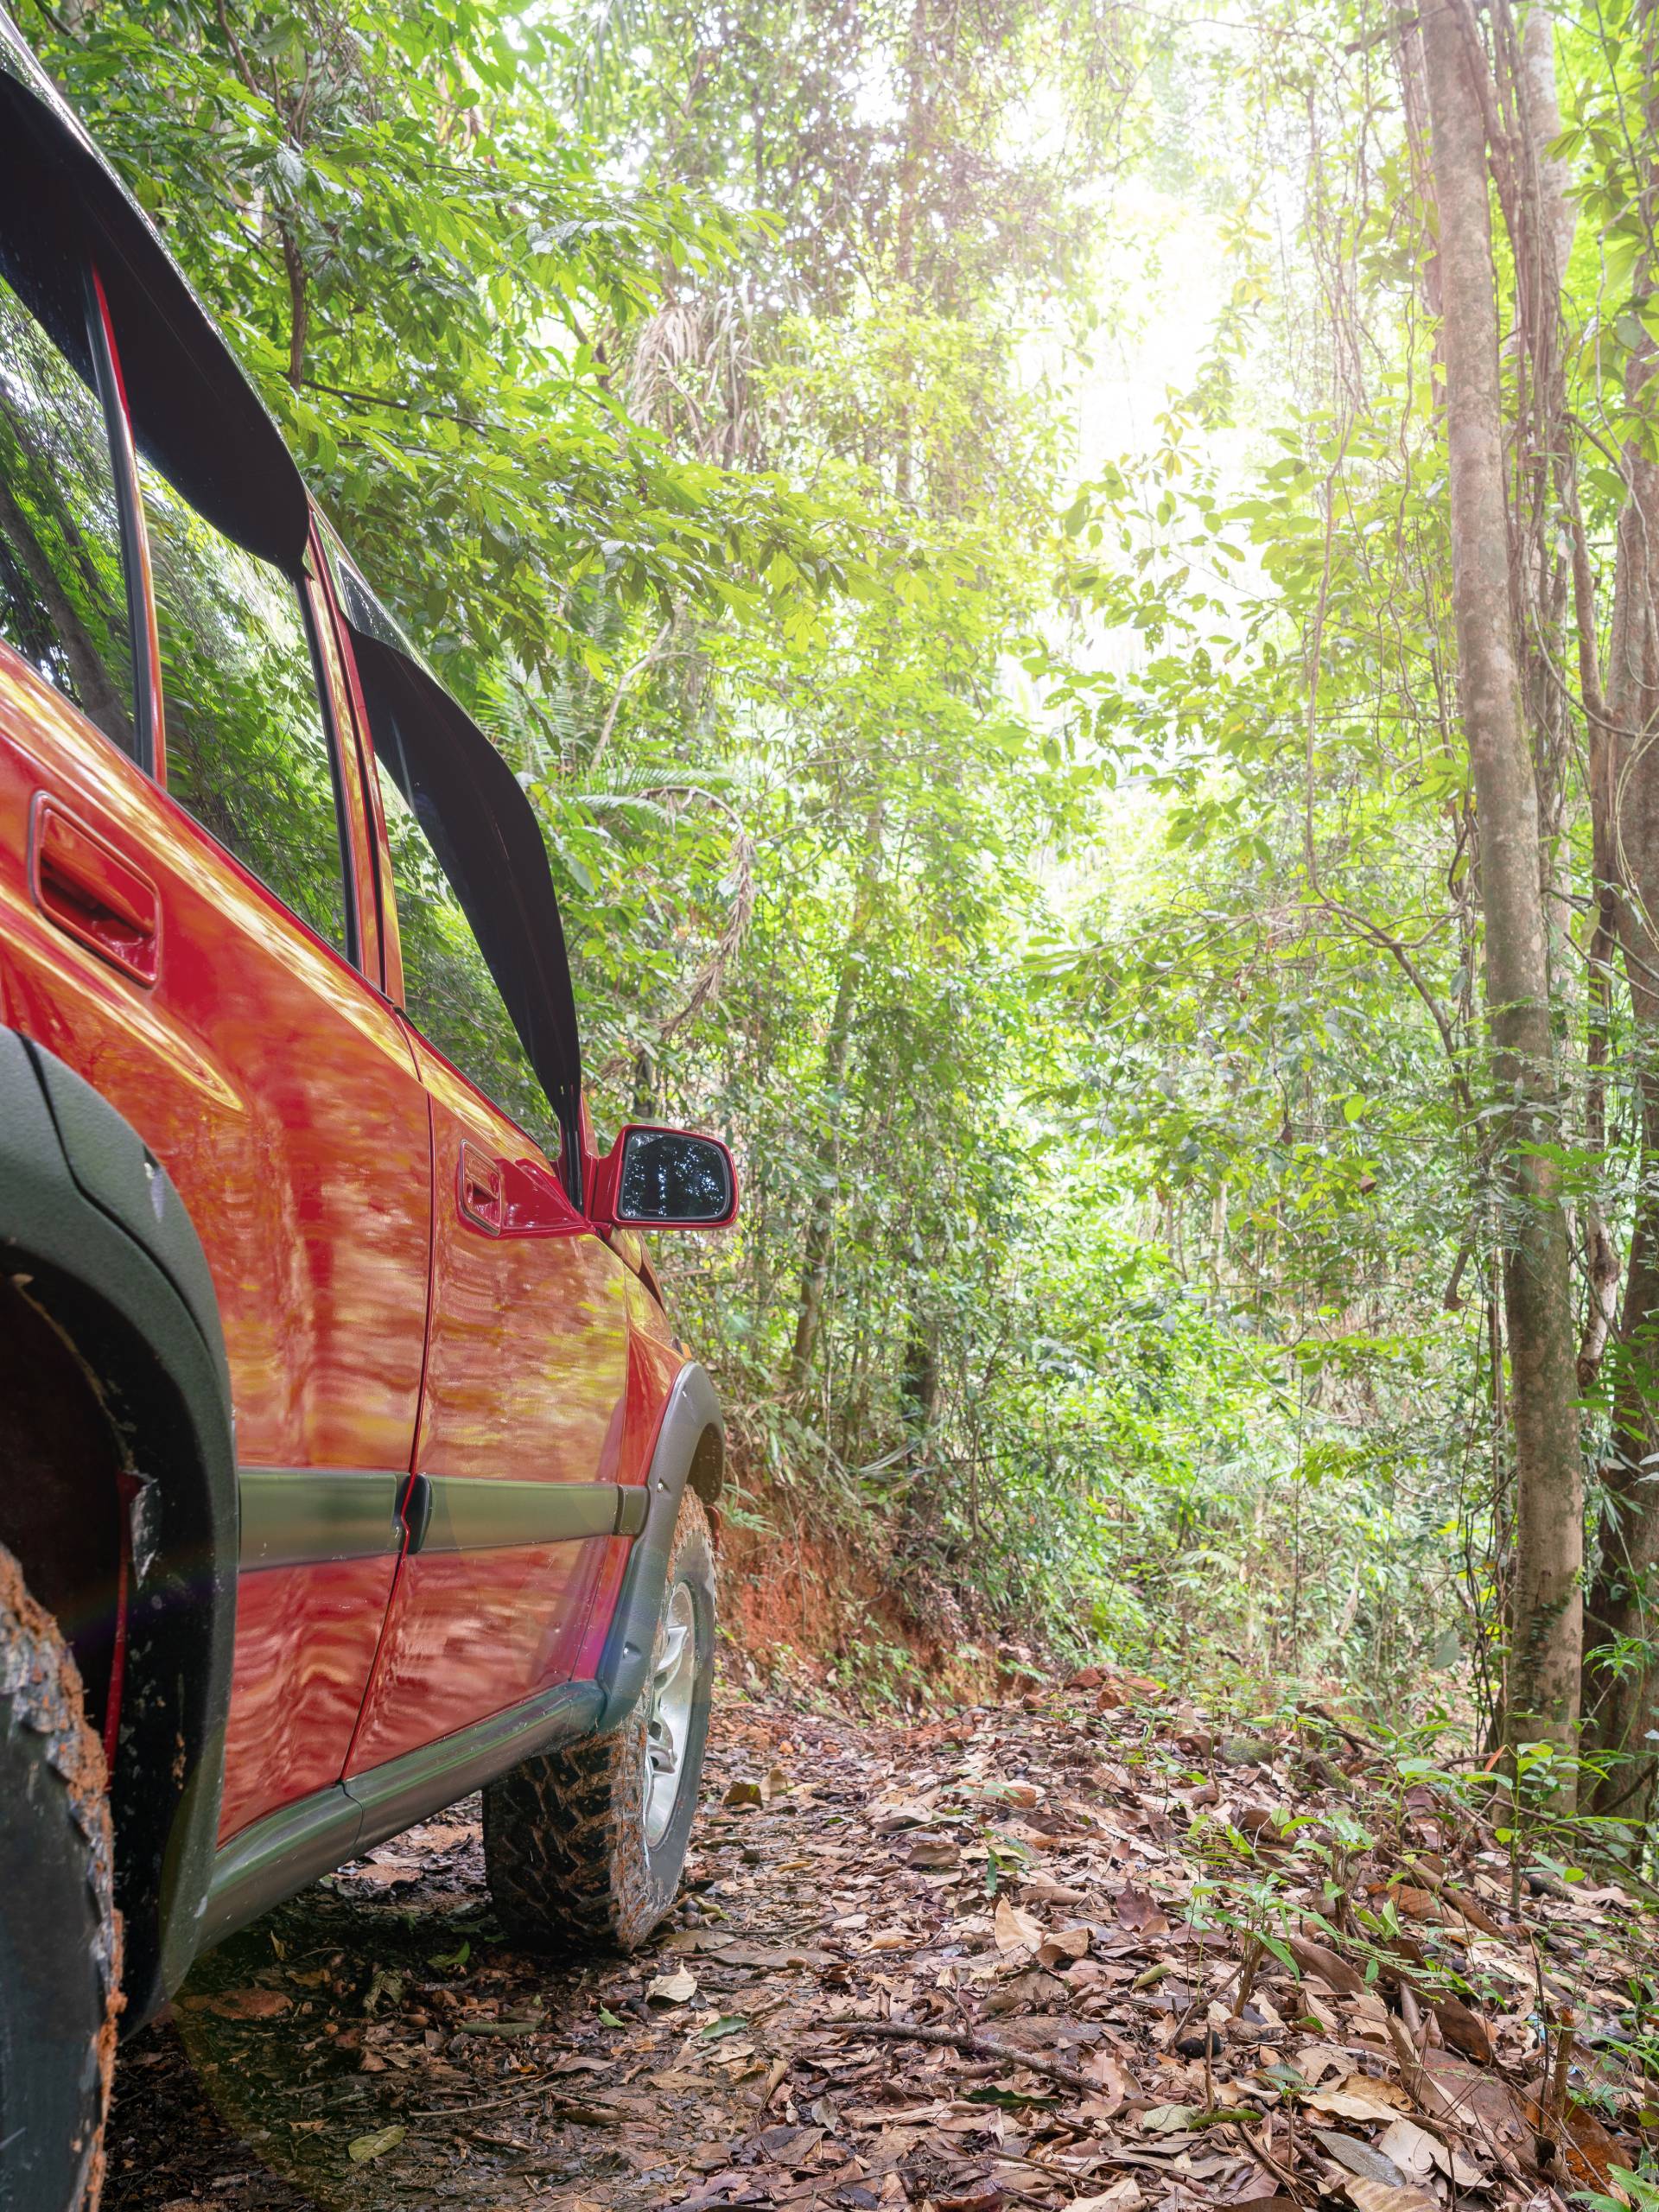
483 1491 713 1956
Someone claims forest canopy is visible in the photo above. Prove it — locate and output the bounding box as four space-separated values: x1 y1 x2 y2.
22 0 1659 1827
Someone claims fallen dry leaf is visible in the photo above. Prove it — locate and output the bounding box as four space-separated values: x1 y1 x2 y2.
1388 1884 1435 1918
1377 2114 1485 2189
1313 2131 1412 2188
1022 1871 1087 1904
1431 1993 1494 2063
993 1895 1043 1953
646 1964 698 2004
1072 2183 1143 2212
1305 2074 1412 2122
1342 2181 1438 2212
1115 1884 1169 1936
1038 1924 1091 1966
1286 1935 1367 1995
186 1987 290 2020
346 2126 405 2164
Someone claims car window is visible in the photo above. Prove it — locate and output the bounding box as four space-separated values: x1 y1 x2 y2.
140 458 352 957
373 752 561 1153
0 255 137 755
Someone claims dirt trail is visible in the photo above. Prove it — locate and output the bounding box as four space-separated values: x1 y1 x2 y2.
107 1669 1658 2212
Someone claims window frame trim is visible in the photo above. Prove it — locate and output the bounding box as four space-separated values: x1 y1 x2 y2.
86 262 160 777
308 521 394 996
294 571 361 976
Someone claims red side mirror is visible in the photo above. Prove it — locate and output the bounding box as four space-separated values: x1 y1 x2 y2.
589 1125 738 1231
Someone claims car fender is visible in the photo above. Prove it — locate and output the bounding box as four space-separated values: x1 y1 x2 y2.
0 1027 236 2028
593 1360 722 1732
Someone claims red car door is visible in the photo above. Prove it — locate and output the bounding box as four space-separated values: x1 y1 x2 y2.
346 1041 632 1770
337 639 631 1770
0 251 432 1841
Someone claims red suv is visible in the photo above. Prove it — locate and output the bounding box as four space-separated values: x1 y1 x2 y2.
0 25 739 2209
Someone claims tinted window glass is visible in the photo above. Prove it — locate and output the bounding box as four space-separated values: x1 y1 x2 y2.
0 264 137 752
142 461 350 954
374 756 559 1150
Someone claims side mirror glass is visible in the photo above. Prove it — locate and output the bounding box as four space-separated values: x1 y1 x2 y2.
601 1125 737 1229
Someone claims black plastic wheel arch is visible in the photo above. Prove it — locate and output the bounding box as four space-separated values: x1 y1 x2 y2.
0 1027 236 2032
594 1362 723 1733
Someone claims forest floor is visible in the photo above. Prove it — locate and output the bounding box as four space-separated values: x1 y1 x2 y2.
105 1664 1659 2212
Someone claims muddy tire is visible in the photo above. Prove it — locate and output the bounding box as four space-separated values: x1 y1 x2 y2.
0 1542 120 2212
483 1489 715 1955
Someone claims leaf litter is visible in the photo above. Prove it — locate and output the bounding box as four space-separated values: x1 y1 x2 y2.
105 1669 1659 2212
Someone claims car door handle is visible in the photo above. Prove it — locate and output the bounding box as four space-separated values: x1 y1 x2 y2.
30 798 160 987
457 1141 505 1235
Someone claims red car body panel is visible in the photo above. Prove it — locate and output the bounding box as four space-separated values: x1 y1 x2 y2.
0 634 437 1844
219 1555 404 1839
342 1036 630 1774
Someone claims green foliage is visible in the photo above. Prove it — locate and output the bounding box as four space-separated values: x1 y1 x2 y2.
34 0 1657 1731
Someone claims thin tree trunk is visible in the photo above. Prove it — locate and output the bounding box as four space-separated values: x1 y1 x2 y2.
1580 0 1659 1820
1499 1 1623 1395
1423 0 1583 1764
891 0 930 507
899 1323 939 1460
786 935 861 1397
280 223 309 389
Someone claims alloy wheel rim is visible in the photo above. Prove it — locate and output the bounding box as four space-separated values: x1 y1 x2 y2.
644 1580 697 1847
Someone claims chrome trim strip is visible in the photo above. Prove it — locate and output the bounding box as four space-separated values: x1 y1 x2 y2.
238 1468 402 1570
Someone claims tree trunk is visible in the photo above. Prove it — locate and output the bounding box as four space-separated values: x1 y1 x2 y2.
1423 0 1583 1763
900 1323 939 1459
1498 2 1622 1397
1580 0 1659 1821
786 944 861 1397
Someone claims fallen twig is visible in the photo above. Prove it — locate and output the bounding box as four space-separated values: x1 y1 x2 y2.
1296 1701 1382 1757
821 2017 1103 2095
1228 2118 1307 2201
407 2089 545 2120
1401 1857 1508 1938
407 2088 619 2127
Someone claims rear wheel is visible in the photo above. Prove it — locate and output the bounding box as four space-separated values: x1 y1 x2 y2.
0 1541 120 2212
483 1489 715 1954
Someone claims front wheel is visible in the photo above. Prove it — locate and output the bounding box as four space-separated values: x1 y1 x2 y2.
483 1488 715 1954
0 1541 120 2212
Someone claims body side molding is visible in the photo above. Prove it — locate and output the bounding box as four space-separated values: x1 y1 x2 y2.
238 1470 402 1570
198 1785 361 1954
346 1680 603 1849
420 1477 639 1554
202 1681 602 1948
236 1472 645 1571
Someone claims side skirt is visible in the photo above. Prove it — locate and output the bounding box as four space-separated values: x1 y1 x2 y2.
200 1678 603 1952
